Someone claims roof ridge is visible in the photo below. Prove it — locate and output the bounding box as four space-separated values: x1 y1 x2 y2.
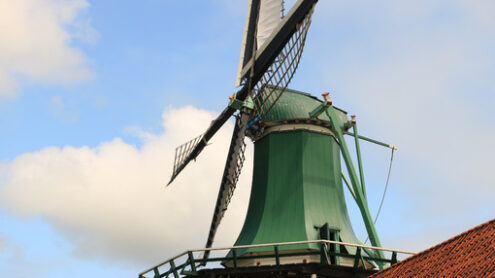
370 218 495 277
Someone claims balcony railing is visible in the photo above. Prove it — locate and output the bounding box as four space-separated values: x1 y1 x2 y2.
138 240 415 278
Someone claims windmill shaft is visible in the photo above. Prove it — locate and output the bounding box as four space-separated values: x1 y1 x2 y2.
195 87 250 152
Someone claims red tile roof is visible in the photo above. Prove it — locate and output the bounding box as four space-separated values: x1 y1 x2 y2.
371 218 495 278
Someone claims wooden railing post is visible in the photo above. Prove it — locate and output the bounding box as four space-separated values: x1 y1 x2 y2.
169 260 179 278
232 249 238 269
391 251 398 265
274 245 281 266
353 247 362 271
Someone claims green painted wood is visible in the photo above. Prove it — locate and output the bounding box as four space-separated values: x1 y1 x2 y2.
352 124 367 199
259 88 348 126
230 129 361 257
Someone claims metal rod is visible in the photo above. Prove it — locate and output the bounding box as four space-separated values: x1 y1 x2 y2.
346 132 397 150
352 123 367 199
341 170 356 201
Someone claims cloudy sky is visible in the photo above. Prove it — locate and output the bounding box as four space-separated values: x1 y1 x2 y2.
1 0 494 277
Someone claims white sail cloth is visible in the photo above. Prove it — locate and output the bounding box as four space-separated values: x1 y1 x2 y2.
257 0 282 48
235 0 282 87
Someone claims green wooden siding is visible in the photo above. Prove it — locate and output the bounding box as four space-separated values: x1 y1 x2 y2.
231 130 360 257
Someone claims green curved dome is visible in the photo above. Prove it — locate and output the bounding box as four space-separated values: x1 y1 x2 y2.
260 88 349 128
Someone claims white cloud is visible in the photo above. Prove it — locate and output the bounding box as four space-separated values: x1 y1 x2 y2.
0 106 253 266
0 0 96 98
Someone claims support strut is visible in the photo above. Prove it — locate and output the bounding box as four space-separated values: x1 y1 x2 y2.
324 105 386 268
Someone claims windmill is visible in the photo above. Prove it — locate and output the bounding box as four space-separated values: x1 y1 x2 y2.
168 0 320 260
142 0 408 277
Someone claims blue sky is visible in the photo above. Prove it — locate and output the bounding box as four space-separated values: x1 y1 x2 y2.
1 1 494 277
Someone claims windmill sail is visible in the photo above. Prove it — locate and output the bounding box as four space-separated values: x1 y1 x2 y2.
235 0 260 87
235 0 283 87
253 3 314 119
168 0 317 186
167 106 235 185
257 0 282 48
239 0 315 119
202 112 249 261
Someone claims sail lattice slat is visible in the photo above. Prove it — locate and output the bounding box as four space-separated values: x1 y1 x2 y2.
171 134 204 181
253 5 315 119
224 137 246 209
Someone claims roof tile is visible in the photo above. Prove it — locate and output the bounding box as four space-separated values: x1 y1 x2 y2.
371 218 495 278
